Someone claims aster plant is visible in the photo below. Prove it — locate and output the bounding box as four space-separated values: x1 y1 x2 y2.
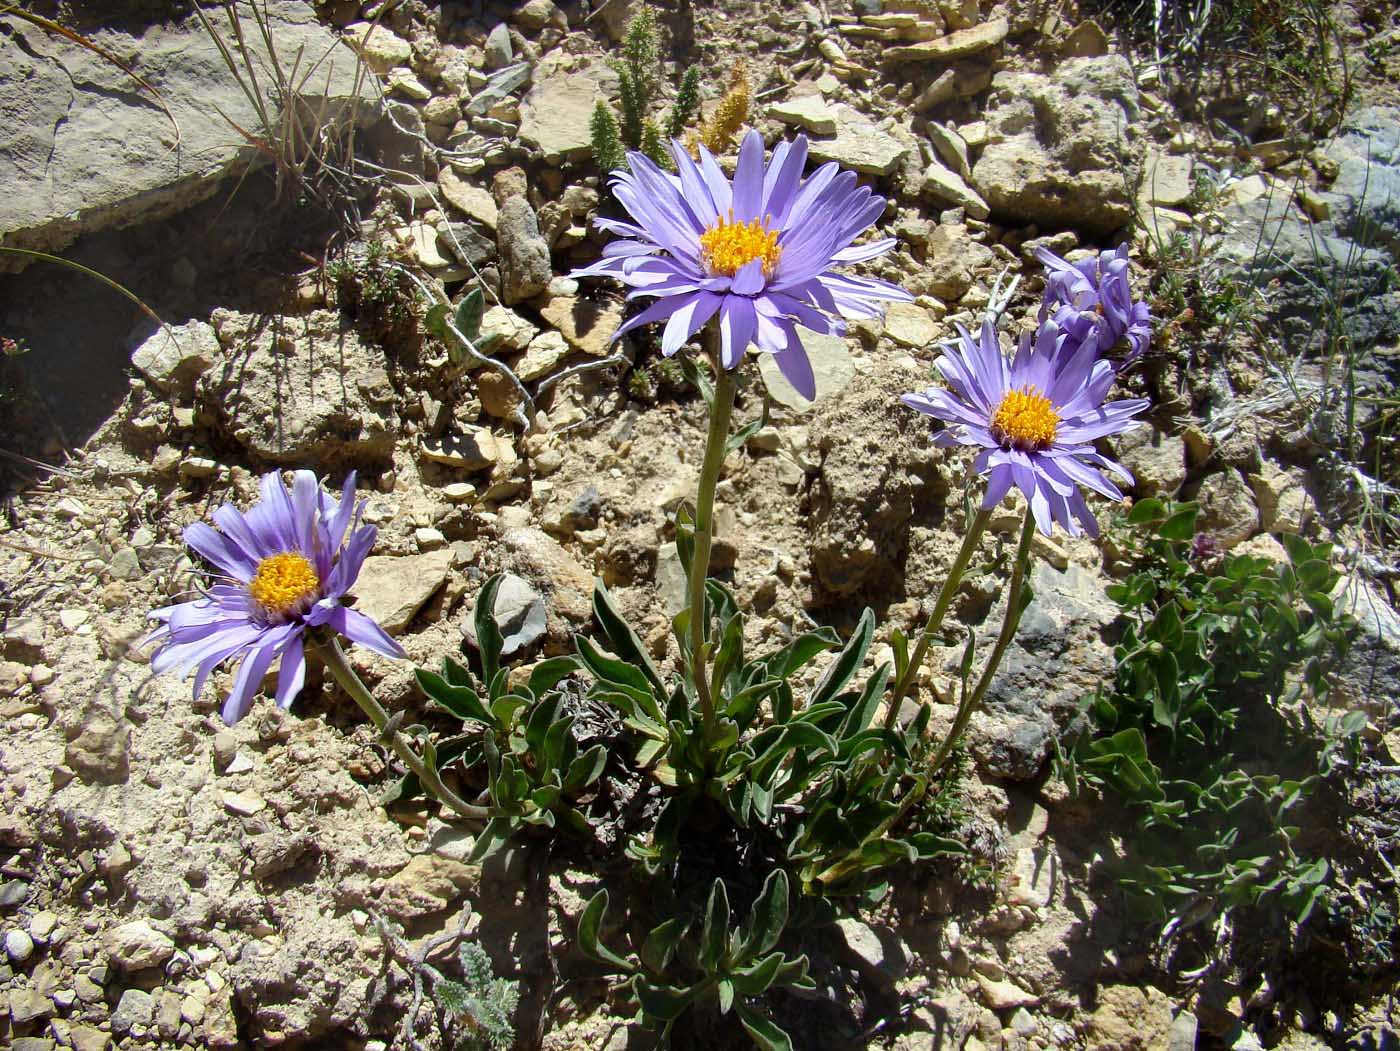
146 470 487 822
1036 245 1153 369
889 250 1152 775
573 130 910 764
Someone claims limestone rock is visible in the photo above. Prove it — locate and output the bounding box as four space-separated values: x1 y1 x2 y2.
976 975 1039 1010
1195 469 1258 550
1060 19 1110 58
350 549 453 634
104 920 175 971
971 56 1141 236
130 321 218 397
920 223 995 301
1169 1012 1199 1051
1332 577 1400 718
538 294 624 357
1247 462 1311 534
519 72 603 164
478 369 528 421
461 572 547 656
197 310 395 468
926 121 972 180
887 17 1008 62
7 989 53 1025
768 95 838 135
653 542 689 616
806 104 912 176
343 22 412 73
1086 985 1175 1051
378 854 477 920
920 162 990 219
441 221 496 268
65 708 130 785
516 331 570 380
111 988 155 1035
757 329 855 410
483 23 514 71
68 1026 110 1051
1141 149 1193 207
834 918 909 982
1114 427 1187 497
479 305 538 352
515 0 566 31
502 527 594 642
407 221 452 269
882 301 941 348
420 429 507 472
1217 108 1400 354
497 197 552 304
969 562 1118 779
1 1 375 268
809 373 939 599
439 167 500 231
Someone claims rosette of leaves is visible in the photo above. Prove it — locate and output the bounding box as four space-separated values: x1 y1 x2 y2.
414 574 607 861
1059 499 1358 931
580 551 963 900
579 870 814 1050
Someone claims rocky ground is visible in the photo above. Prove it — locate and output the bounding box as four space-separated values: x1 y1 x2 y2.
1 0 1398 1049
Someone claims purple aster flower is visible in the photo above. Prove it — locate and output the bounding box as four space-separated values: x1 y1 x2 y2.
572 130 911 398
902 319 1150 537
145 470 406 725
1035 245 1152 367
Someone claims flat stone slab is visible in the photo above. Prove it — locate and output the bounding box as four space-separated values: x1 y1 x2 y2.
768 95 838 136
0 1 375 268
757 328 855 410
519 72 603 164
806 104 911 177
887 17 1008 63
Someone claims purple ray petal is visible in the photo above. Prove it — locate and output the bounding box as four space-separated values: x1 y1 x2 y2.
718 296 757 369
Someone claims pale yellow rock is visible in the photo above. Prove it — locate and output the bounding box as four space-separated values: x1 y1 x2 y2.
888 17 1008 63
438 166 499 230
883 301 941 349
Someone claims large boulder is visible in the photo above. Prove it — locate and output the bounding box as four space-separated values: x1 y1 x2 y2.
807 370 945 600
0 0 376 268
967 562 1119 780
971 56 1141 236
1217 107 1400 361
197 310 397 468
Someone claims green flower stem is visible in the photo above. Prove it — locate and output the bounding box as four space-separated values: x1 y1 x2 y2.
884 506 993 730
689 325 739 739
311 636 489 823
841 507 1037 876
929 506 1037 775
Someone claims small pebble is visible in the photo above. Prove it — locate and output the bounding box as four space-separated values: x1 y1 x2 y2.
58 609 90 631
5 927 35 962
221 790 266 816
29 911 59 943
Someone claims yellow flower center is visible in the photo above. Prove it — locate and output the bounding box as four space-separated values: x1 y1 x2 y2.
990 386 1059 450
249 552 320 618
699 211 782 278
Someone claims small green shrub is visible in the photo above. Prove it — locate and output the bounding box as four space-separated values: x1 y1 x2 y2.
588 5 700 172
1060 498 1358 933
433 942 521 1051
328 239 419 335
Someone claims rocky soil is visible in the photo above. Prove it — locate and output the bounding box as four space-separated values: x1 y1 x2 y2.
1 1 1398 1049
